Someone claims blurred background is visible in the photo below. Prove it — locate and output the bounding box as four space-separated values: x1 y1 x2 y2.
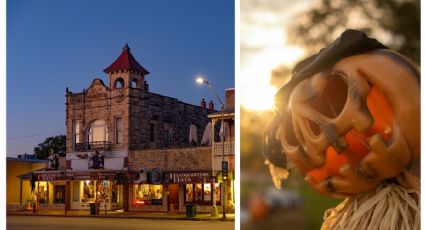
240 0 419 229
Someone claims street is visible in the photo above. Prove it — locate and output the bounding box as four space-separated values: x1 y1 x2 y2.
7 216 234 230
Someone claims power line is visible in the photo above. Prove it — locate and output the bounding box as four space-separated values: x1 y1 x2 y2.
8 130 65 140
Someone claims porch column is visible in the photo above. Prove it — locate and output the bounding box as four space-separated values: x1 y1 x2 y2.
19 179 23 205
65 181 71 211
123 184 129 211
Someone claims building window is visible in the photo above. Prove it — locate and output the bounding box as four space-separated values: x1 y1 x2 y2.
114 78 124 89
72 121 81 151
163 123 171 147
115 117 122 144
184 183 218 205
150 123 155 142
54 185 66 204
74 121 80 144
134 184 163 205
88 120 109 143
131 79 138 88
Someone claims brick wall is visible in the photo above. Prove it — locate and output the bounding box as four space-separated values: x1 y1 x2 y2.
225 88 235 110
128 147 212 171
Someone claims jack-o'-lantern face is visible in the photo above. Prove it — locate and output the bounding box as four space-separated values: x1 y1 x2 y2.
279 49 419 184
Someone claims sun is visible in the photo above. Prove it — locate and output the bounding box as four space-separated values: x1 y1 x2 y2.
240 28 304 111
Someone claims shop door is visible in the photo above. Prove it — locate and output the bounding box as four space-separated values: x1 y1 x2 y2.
168 184 179 211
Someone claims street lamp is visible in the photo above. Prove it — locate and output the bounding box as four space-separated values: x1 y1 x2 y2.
196 76 227 219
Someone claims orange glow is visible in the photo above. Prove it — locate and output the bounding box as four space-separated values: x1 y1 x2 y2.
135 200 145 204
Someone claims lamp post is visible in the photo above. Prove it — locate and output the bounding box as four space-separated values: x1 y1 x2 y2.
196 76 227 219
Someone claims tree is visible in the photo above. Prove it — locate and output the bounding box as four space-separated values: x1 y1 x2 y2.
288 0 420 64
34 135 66 159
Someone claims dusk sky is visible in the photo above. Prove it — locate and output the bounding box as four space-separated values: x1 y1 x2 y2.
7 0 235 157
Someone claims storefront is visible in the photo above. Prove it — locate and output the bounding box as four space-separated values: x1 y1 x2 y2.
128 171 216 213
21 170 127 211
169 171 217 213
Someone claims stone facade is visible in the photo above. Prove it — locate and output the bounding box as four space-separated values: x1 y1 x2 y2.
65 51 215 154
128 147 212 171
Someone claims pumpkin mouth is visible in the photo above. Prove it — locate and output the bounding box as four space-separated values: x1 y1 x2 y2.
309 85 394 181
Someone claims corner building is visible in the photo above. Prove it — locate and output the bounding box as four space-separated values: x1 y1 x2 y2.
27 44 231 213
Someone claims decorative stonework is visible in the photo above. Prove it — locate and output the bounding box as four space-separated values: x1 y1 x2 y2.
66 46 215 153
128 147 212 171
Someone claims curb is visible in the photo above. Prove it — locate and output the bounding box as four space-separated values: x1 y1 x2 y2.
7 213 235 222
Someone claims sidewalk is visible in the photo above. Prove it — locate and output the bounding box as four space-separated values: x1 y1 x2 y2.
7 209 235 222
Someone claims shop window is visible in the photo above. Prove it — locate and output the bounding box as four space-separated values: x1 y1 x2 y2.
54 185 65 204
36 182 48 204
97 180 110 203
215 183 221 204
184 183 218 205
115 117 122 144
185 184 193 202
82 181 96 203
194 184 202 201
204 184 211 201
134 184 163 205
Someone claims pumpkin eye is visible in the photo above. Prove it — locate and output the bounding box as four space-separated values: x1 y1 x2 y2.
283 113 299 147
309 73 348 118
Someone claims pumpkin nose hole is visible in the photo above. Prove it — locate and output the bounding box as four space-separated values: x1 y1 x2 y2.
307 119 321 136
311 75 348 118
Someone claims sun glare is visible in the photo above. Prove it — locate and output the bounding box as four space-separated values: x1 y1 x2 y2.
240 0 312 112
241 28 304 111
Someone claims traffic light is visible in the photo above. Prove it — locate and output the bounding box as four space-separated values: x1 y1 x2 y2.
222 161 228 180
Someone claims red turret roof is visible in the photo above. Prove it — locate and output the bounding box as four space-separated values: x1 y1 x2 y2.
103 43 150 75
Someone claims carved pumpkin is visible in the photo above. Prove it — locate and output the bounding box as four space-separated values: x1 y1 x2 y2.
278 49 419 194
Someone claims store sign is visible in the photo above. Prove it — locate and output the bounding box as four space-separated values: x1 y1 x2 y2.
35 171 120 181
169 172 212 184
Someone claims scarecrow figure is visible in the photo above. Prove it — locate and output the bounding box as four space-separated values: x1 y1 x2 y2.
89 150 104 169
263 29 419 230
47 149 60 170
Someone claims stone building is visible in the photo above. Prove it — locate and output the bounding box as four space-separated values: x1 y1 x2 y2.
65 43 214 153
13 44 233 214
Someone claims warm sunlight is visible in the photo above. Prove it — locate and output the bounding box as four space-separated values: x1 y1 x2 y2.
240 27 304 111
240 0 309 111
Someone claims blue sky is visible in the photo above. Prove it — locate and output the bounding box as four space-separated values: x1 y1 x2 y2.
6 0 235 157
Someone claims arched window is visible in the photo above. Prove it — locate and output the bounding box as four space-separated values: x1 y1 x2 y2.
114 78 124 89
131 79 138 89
88 120 109 143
